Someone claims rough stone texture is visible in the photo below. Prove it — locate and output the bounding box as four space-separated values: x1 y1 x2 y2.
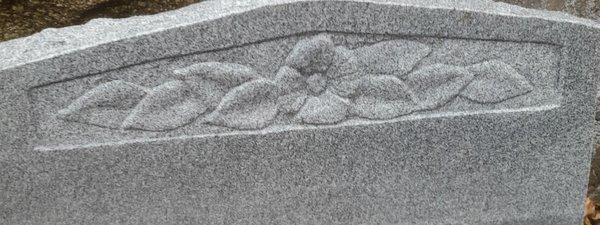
354 39 431 76
497 0 600 19
1 1 596 43
1 0 599 224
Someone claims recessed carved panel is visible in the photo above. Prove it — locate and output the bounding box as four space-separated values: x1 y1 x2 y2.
30 33 561 149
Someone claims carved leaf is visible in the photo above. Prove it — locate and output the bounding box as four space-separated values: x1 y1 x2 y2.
174 62 262 109
353 75 418 119
273 66 306 95
405 64 474 110
285 33 335 75
326 46 362 98
354 40 431 76
205 79 280 130
296 91 350 125
460 60 533 103
122 80 206 131
56 80 147 129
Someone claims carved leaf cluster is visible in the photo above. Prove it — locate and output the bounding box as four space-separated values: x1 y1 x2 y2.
57 34 534 131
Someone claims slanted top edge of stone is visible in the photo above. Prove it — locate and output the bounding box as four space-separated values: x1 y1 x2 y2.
0 0 597 71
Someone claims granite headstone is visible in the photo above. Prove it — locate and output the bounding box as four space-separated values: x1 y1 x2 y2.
1 0 599 224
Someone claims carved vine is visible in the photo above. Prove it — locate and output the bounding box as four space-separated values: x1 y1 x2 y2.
56 34 534 131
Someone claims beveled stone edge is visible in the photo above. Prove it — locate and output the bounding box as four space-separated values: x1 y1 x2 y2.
0 0 598 71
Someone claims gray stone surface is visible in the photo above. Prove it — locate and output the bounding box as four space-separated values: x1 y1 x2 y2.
1 0 599 224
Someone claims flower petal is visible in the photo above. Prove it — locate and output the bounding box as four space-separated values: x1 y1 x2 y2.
326 46 360 79
306 73 328 95
405 64 474 110
296 91 350 125
353 75 417 119
460 60 533 103
122 80 206 131
205 79 280 130
273 66 305 95
285 34 335 75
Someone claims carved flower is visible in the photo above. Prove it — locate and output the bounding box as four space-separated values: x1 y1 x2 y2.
275 65 352 124
276 34 432 124
275 34 355 124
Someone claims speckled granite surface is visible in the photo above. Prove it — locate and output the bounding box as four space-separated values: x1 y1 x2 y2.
1 0 599 224
1 0 596 42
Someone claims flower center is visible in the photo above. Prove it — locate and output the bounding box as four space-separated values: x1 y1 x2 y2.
306 73 328 95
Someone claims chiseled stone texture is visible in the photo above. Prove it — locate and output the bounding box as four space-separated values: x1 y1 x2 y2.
1 0 599 224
